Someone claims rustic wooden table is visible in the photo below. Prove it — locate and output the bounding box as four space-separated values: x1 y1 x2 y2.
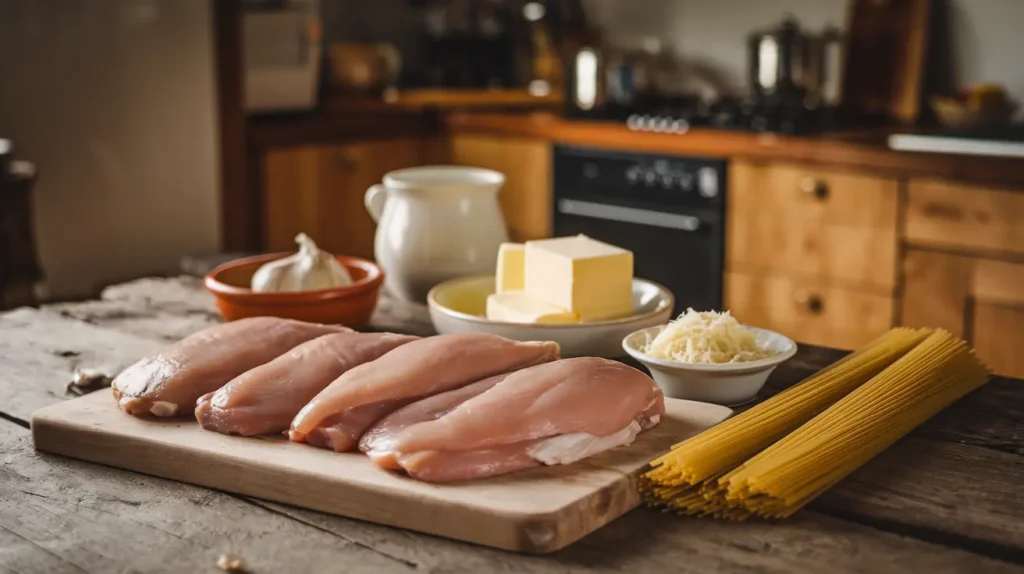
1 277 1021 573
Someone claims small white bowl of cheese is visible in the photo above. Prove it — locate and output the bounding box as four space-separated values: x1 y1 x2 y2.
622 309 797 406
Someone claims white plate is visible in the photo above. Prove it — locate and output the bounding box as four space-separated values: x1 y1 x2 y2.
427 275 674 358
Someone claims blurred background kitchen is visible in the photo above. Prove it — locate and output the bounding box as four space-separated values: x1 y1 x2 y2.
2 0 1023 374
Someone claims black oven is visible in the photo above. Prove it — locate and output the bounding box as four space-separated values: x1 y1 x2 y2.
552 145 726 315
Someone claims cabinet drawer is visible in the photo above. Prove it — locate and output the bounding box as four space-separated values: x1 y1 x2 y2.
725 269 895 350
900 249 1024 377
906 178 1024 256
728 161 899 291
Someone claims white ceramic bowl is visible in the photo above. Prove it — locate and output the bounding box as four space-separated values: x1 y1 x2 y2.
427 275 674 358
622 325 797 406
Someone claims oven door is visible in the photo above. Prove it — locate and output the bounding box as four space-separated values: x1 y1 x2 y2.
553 198 723 315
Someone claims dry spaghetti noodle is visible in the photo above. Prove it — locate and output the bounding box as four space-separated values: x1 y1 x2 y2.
642 327 990 519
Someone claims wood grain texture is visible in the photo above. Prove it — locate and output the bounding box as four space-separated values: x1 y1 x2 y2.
263 139 426 259
906 178 1024 257
900 249 1024 377
2 277 1023 571
725 269 895 350
973 257 1024 307
728 159 900 291
322 89 563 112
0 308 164 422
8 411 1019 574
212 0 249 252
448 134 553 241
0 428 424 574
31 392 732 554
812 437 1024 554
842 0 931 122
973 304 1024 381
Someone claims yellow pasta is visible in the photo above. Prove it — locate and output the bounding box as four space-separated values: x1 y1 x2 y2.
642 328 991 520
642 327 932 510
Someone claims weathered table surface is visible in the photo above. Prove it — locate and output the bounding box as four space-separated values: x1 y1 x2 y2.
1 277 1021 574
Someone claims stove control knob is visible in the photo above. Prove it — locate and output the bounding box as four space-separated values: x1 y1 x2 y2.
670 118 690 134
643 170 658 187
625 165 642 184
698 167 720 198
660 174 675 189
677 172 694 192
626 114 642 131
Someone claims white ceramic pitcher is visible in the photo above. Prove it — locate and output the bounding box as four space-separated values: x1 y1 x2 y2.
365 166 509 301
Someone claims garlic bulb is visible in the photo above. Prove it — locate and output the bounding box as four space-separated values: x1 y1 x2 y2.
251 233 354 293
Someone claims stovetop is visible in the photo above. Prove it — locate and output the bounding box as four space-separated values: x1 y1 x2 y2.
566 95 862 136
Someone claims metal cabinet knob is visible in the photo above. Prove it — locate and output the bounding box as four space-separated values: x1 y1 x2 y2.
793 289 824 314
800 176 829 200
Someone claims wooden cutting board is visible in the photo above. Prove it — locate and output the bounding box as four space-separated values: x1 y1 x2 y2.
31 391 731 554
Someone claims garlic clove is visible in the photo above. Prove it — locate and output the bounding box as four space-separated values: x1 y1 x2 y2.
250 233 354 293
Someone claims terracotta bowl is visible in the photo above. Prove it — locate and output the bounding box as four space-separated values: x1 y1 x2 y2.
204 253 384 329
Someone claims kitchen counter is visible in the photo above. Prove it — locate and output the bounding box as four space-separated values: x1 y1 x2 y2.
445 112 1024 188
1 276 1021 572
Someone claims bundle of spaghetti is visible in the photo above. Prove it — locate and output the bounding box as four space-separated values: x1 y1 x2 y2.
719 329 990 518
641 327 932 512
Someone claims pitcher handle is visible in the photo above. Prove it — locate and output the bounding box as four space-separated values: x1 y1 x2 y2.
365 184 388 223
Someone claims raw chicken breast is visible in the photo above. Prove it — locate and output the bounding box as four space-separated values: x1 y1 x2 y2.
112 317 349 418
358 373 507 469
288 333 560 451
195 331 419 436
375 357 664 483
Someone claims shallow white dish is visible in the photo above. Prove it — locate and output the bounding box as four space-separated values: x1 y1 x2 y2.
427 275 674 358
622 325 797 406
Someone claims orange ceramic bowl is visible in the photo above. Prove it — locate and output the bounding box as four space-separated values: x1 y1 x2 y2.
204 253 384 329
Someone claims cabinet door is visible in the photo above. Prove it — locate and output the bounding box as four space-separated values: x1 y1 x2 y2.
728 160 900 292
264 139 424 259
901 249 1024 378
449 134 552 242
726 269 895 350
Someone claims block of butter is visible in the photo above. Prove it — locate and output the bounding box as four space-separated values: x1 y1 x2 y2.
524 235 634 322
486 291 579 324
495 243 525 293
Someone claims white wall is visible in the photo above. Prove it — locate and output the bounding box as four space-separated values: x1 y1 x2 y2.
583 0 1024 101
0 0 221 299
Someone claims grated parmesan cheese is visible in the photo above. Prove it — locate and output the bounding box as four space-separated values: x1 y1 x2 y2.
643 308 775 364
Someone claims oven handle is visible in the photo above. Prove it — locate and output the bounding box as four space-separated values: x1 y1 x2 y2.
556 199 702 231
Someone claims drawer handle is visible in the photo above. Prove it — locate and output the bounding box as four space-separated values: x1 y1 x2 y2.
793 290 824 314
800 177 829 200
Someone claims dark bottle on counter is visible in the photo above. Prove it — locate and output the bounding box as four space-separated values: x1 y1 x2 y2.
0 139 45 309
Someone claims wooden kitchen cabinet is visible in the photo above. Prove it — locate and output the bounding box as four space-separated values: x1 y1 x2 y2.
901 249 1024 378
448 134 552 242
726 269 895 350
263 138 425 259
728 160 900 292
725 159 900 350
906 178 1024 257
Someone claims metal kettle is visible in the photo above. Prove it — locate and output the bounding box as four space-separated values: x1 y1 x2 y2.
748 17 843 109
